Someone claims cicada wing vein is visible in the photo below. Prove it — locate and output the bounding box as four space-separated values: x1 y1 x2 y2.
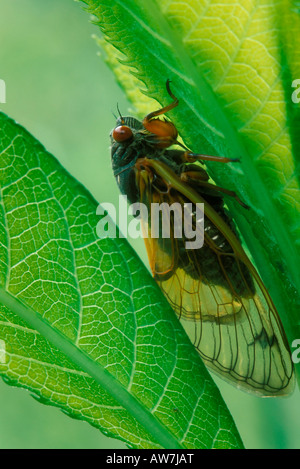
135 158 294 397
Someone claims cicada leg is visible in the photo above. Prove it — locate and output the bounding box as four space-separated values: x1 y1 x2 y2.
143 79 179 124
183 150 240 164
180 164 210 183
180 165 249 209
142 80 180 148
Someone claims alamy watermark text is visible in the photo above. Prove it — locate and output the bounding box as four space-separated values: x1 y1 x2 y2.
96 196 204 249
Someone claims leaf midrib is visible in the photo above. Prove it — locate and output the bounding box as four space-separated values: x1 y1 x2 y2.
127 0 300 294
0 287 184 449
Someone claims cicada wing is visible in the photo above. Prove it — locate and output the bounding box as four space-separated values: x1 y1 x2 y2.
165 260 294 396
135 159 294 396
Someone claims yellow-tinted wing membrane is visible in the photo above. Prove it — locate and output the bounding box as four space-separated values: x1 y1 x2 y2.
135 158 294 396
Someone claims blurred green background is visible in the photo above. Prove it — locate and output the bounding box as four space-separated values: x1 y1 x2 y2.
0 0 299 449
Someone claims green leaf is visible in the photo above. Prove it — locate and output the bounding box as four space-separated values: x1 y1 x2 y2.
85 0 300 380
0 112 243 449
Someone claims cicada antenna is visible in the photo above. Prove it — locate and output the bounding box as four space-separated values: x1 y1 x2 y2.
116 103 125 124
111 109 118 120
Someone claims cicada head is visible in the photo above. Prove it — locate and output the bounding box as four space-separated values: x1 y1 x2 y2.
110 116 153 203
110 116 143 165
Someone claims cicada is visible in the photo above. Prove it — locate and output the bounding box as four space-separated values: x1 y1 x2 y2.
110 80 294 396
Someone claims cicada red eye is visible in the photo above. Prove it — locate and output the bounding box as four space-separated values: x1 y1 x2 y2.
112 125 133 143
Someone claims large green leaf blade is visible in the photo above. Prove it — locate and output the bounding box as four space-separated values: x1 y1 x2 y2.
0 112 242 449
86 0 300 373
